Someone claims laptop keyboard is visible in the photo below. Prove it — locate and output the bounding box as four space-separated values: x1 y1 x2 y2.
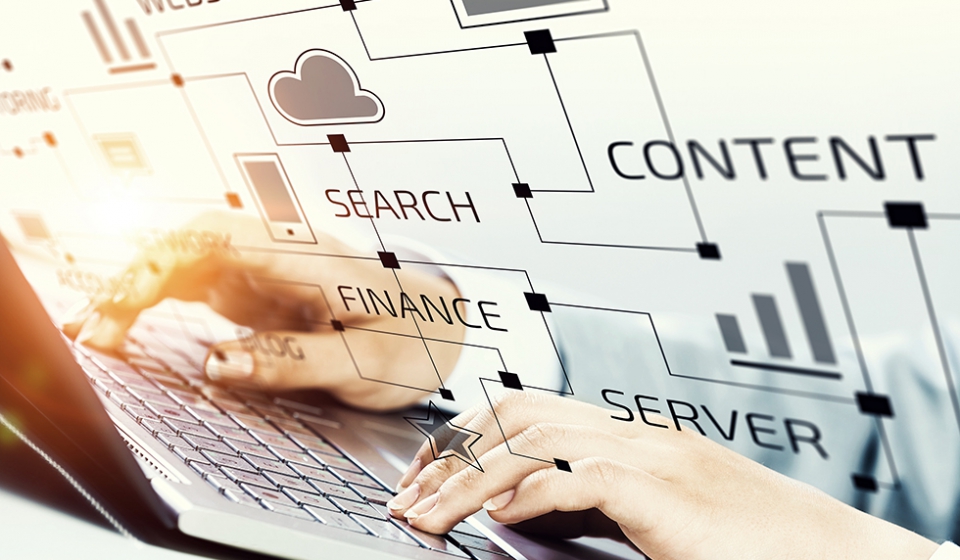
67 333 513 560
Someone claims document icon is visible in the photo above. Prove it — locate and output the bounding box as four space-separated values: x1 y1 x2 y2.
94 132 151 175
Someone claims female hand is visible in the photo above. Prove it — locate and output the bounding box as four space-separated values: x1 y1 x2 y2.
62 211 465 410
387 391 938 560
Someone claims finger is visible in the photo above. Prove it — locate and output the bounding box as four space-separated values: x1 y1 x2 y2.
401 424 639 533
489 457 669 540
202 330 348 392
403 391 643 492
201 327 443 411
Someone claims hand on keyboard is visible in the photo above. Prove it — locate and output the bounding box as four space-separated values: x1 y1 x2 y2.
388 391 939 560
62 211 465 411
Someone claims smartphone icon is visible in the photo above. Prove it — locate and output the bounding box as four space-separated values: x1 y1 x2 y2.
235 153 317 244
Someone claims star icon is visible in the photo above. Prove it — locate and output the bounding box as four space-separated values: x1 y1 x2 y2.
406 402 483 471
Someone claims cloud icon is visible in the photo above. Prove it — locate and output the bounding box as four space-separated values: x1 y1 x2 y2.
268 49 384 126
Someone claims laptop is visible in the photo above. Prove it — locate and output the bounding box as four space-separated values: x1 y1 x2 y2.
0 238 529 560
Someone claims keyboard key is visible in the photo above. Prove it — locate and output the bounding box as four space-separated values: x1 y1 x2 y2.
157 433 194 450
238 417 284 435
223 488 262 508
329 498 384 519
264 415 309 435
201 450 257 473
140 419 176 437
451 522 487 539
281 489 338 511
204 475 227 493
310 453 364 474
225 439 274 459
289 434 341 457
208 424 259 445
117 375 163 393
244 454 298 476
350 485 394 505
190 408 238 427
132 390 180 408
290 463 343 486
164 418 218 440
240 484 301 509
190 462 226 480
252 431 299 451
212 399 253 416
221 468 277 489
163 386 203 402
304 507 368 534
173 446 210 465
391 520 470 557
262 502 317 522
264 472 319 494
248 402 287 417
273 398 323 417
352 517 420 546
185 435 236 456
463 549 512 560
331 468 383 489
122 404 160 422
148 403 200 423
448 532 510 556
268 446 319 466
309 480 364 502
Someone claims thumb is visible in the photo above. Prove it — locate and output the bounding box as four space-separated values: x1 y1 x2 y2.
202 330 350 392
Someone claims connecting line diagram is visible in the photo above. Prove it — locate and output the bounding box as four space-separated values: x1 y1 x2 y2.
47 2 892 477
144 1 712 253
0 132 90 203
20 0 924 484
815 208 960 491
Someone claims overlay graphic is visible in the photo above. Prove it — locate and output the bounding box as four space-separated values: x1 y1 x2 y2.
406 402 483 471
268 50 384 126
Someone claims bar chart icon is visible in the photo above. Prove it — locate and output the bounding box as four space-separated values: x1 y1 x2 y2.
81 0 156 74
717 262 840 379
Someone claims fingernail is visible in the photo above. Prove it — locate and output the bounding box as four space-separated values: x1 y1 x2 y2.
387 483 420 512
482 489 516 512
75 312 102 344
404 493 438 520
205 349 255 380
396 457 421 492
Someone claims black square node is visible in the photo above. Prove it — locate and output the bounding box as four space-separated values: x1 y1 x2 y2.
885 202 927 229
855 392 894 417
512 183 533 199
524 30 556 55
339 0 357 10
697 243 721 260
554 458 572 472
440 388 455 401
225 192 243 209
378 251 401 269
499 371 524 391
328 134 350 153
524 292 551 313
331 320 345 332
852 474 879 492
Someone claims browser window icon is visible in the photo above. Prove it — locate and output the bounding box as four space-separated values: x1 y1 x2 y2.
451 0 607 27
